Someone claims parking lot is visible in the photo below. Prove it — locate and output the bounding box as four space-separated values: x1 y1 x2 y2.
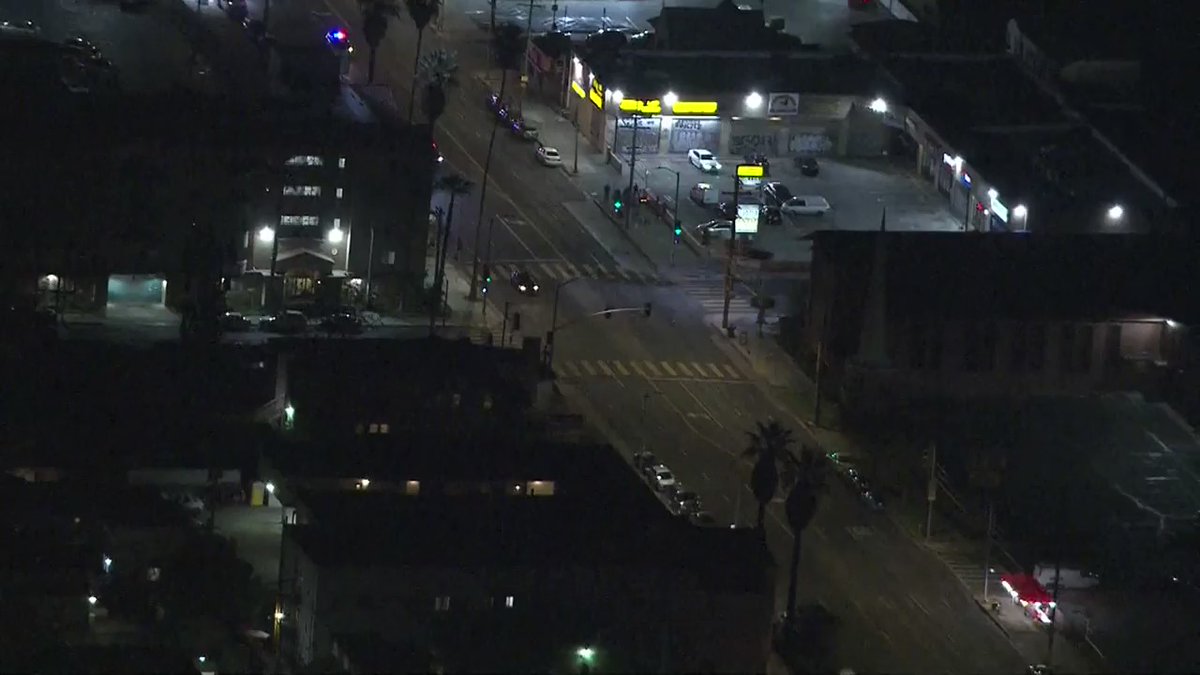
632 152 965 263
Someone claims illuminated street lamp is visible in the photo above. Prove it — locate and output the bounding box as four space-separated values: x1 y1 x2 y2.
744 91 763 109
869 97 888 113
662 91 678 109
326 226 344 244
1013 204 1028 219
576 646 595 663
265 482 276 494
257 226 275 243
1106 204 1124 221
610 88 624 104
87 595 98 605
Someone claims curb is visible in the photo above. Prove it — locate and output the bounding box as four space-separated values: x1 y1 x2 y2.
588 197 663 275
975 598 1012 639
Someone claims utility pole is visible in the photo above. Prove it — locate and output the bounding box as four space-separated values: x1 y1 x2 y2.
624 111 638 230
721 171 741 330
520 0 536 105
982 498 995 600
572 106 580 174
813 299 831 426
501 301 511 344
363 226 376 308
482 215 497 318
925 443 937 541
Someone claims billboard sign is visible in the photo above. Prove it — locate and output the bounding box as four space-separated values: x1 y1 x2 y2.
736 204 760 234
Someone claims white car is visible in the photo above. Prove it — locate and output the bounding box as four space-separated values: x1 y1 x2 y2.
688 149 722 173
780 195 831 216
650 465 676 491
536 146 562 167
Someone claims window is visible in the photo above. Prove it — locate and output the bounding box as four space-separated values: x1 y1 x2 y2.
405 480 420 496
368 423 378 434
280 215 320 226
434 596 450 612
1028 324 1046 371
332 217 341 228
336 187 344 199
338 157 347 169
283 185 322 197
285 155 323 166
379 423 389 434
504 595 515 608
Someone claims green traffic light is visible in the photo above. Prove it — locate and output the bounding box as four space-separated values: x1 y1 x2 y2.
673 227 682 236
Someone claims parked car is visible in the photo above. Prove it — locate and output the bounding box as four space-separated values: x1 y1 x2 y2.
795 156 820 177
696 219 734 241
260 310 307 334
319 311 364 335
650 465 676 492
1034 564 1101 590
671 490 703 515
688 148 722 173
0 20 40 35
509 269 541 296
63 36 101 58
510 118 539 141
690 511 717 526
762 181 794 207
743 152 771 175
780 195 831 216
225 0 248 21
633 451 659 472
242 17 268 44
218 311 252 333
536 146 562 167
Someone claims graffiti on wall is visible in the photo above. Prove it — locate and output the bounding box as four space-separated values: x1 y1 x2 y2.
789 132 834 156
729 133 777 156
668 119 720 154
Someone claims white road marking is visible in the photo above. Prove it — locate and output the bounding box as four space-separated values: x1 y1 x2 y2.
659 361 677 377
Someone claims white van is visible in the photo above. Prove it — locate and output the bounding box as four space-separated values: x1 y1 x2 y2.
1034 563 1100 590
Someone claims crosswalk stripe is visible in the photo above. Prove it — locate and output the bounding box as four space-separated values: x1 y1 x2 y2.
629 361 648 377
580 360 596 376
676 362 695 377
579 263 596 277
613 361 630 376
722 364 741 379
597 361 614 377
706 363 725 378
617 267 634 281
562 262 581 278
563 362 580 377
552 262 573 279
642 361 661 377
535 262 556 279
690 362 709 377
659 361 677 377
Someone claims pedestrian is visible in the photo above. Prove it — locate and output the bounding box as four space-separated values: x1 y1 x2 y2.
603 184 611 203
455 236 462 261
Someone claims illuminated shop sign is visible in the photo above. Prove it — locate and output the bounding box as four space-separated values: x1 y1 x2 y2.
672 101 718 115
571 81 585 99
589 80 604 110
619 99 662 114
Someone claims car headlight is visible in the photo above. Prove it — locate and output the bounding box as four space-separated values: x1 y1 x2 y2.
519 285 527 291
532 285 539 291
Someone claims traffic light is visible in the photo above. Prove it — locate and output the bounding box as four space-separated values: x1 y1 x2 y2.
673 220 682 244
613 198 623 215
604 304 613 319
643 302 652 317
481 265 492 294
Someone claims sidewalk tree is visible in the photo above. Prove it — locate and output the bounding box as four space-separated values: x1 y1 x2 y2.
469 22 525 300
404 0 439 123
783 446 830 621
417 47 458 127
430 172 474 334
359 0 402 84
744 419 794 532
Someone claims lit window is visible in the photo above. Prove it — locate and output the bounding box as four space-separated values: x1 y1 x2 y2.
369 423 379 434
336 187 344 199
282 185 322 197
434 596 450 611
405 480 420 496
333 217 341 228
451 393 461 408
379 423 389 434
338 157 347 169
483 394 493 410
504 595 515 608
285 155 323 166
280 215 320 226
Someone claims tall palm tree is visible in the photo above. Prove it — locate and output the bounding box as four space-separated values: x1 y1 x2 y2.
430 173 474 334
468 22 524 300
782 446 829 621
417 48 458 126
359 0 402 84
404 0 439 123
744 419 795 532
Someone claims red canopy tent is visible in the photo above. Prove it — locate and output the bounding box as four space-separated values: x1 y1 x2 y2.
1000 574 1055 624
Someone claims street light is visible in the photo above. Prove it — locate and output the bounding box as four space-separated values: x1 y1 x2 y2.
744 91 762 109
1012 204 1028 219
576 646 595 662
326 226 344 244
610 88 624 104
869 97 888 114
87 595 98 605
1106 204 1125 221
257 226 275 243
265 482 276 494
662 91 678 109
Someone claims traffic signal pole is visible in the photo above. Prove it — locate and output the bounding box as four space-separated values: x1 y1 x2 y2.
721 173 740 330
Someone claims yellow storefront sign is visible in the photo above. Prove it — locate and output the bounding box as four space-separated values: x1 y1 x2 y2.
736 164 765 178
571 81 586 99
618 99 662 115
672 101 718 115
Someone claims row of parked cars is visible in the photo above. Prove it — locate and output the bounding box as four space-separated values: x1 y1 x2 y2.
826 453 885 513
632 452 716 525
218 308 366 335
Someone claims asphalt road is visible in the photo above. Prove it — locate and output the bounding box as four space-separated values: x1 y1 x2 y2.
551 279 1032 674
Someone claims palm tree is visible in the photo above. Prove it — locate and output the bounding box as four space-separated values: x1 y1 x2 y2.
430 173 474 334
744 419 795 532
468 22 524 300
417 48 458 126
359 0 402 84
404 0 439 123
782 446 829 621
